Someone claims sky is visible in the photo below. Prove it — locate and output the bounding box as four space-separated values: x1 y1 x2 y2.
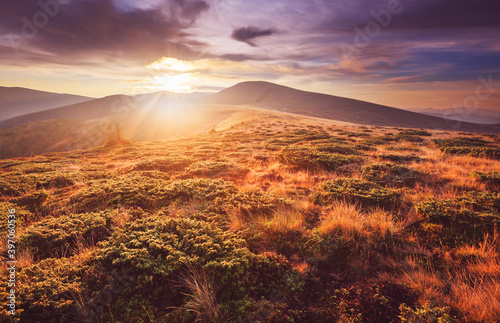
0 0 499 111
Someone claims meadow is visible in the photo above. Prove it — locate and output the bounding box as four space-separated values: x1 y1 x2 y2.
1 114 499 322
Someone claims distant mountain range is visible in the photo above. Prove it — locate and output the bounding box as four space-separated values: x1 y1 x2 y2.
406 107 500 125
0 86 92 121
0 81 498 158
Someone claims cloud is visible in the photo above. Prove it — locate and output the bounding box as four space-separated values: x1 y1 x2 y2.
0 0 210 65
231 26 277 46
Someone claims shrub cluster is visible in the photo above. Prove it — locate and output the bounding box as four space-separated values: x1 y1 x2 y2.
131 156 193 172
361 162 421 187
415 192 500 247
184 161 249 179
19 211 113 258
70 176 237 212
433 137 500 160
472 171 500 190
94 216 295 321
315 179 400 209
277 146 362 172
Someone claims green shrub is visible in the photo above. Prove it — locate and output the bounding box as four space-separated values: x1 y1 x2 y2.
472 171 500 190
399 303 456 323
35 173 76 189
379 154 421 163
185 161 249 179
398 129 432 137
290 129 331 141
396 134 424 143
11 257 90 322
19 211 113 258
14 190 49 214
386 146 420 152
316 143 363 155
218 189 290 218
131 156 193 172
0 202 33 232
315 179 400 209
70 176 237 212
361 162 421 187
94 216 295 321
277 146 362 172
0 172 36 196
365 134 399 145
414 192 500 247
433 137 490 148
441 146 500 160
432 136 500 159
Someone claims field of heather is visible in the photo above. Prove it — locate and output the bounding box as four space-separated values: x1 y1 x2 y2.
1 117 499 322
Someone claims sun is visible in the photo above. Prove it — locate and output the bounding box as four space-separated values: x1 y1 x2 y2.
151 74 192 92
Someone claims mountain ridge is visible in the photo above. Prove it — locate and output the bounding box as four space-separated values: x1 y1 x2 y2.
209 81 500 133
0 86 93 120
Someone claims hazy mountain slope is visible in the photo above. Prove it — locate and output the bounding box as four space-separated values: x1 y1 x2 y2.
0 86 92 120
0 95 134 130
407 107 500 124
0 104 246 158
0 91 207 130
209 81 500 133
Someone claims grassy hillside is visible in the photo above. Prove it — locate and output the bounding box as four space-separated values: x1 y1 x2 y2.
1 114 499 322
209 81 500 133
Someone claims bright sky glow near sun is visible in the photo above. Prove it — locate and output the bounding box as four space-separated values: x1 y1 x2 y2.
1 0 500 111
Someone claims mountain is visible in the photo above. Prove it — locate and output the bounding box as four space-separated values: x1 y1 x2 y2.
407 107 500 124
0 95 244 158
0 81 499 159
0 95 135 130
0 91 208 131
209 81 500 133
0 86 92 121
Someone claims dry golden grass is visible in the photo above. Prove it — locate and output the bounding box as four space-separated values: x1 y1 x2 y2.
177 265 222 322
258 206 304 233
317 201 402 242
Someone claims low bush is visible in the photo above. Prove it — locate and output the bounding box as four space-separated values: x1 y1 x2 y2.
277 146 362 172
19 211 113 258
131 156 193 172
472 171 500 190
315 143 363 155
399 303 456 322
185 161 249 179
315 179 400 209
0 202 33 232
8 257 90 322
14 190 49 214
379 154 421 163
398 129 432 137
70 176 237 212
361 162 421 187
94 216 296 321
414 192 500 247
219 189 290 218
433 137 490 148
441 147 500 160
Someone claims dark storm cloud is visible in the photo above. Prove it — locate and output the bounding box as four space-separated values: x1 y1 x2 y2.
231 26 277 47
0 0 209 64
319 0 500 33
174 0 210 22
384 0 500 30
311 0 500 83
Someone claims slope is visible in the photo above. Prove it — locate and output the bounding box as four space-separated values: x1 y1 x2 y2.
209 81 500 133
0 86 92 120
